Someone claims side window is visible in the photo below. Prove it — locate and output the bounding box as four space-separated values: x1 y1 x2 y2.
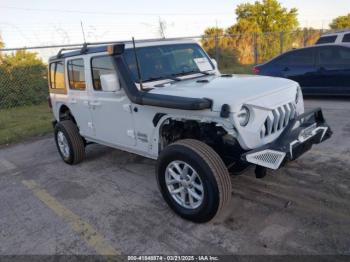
318 46 350 65
49 61 65 89
274 53 292 65
91 56 117 91
67 59 86 90
316 35 337 45
291 49 314 65
275 49 314 66
342 33 350 43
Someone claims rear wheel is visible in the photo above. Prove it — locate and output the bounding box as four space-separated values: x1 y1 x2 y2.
156 139 232 223
54 120 85 165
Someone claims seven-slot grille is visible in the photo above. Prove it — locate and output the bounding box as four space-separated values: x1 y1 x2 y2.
260 102 296 138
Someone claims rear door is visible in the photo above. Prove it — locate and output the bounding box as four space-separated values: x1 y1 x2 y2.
316 46 350 95
66 57 94 137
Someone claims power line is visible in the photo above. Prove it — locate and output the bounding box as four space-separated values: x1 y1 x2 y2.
0 6 232 16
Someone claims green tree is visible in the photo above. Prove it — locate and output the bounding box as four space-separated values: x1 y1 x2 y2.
235 0 299 63
0 34 3 49
201 27 240 69
201 0 300 66
329 14 350 30
0 50 48 108
0 34 4 62
235 0 298 33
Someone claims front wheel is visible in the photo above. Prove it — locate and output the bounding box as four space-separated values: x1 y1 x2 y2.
54 120 85 165
156 139 232 223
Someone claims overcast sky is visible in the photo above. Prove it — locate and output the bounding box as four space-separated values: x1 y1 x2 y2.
0 0 349 48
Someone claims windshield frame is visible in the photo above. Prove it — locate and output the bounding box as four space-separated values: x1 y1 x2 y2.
121 43 215 84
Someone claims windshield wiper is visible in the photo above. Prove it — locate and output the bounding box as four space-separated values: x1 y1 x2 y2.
143 75 180 83
172 70 215 77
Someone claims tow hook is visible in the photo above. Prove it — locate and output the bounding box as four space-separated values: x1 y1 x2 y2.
255 166 267 179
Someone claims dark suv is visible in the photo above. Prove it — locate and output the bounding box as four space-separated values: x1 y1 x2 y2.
254 44 350 96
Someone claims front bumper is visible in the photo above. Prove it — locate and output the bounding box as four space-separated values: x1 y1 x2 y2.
241 108 332 170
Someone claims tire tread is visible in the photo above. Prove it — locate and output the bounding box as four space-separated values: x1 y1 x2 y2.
172 139 232 220
58 120 85 164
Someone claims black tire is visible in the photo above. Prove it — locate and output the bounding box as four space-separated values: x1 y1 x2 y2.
54 120 85 165
156 139 232 223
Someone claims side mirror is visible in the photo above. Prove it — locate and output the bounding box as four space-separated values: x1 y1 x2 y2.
211 58 218 69
100 74 120 92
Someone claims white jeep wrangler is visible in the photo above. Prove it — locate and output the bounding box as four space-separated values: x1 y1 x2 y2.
48 38 332 223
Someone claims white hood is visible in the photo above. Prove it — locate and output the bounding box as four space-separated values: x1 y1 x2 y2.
148 75 299 112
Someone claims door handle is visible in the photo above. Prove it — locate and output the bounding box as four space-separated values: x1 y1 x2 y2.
69 99 77 104
283 67 290 72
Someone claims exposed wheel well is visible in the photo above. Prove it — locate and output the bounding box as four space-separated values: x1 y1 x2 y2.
59 105 77 124
159 119 247 171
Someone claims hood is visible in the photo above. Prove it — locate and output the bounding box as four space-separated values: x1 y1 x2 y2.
148 75 299 112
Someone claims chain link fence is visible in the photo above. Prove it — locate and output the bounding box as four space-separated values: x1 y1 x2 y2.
0 29 324 144
0 28 325 109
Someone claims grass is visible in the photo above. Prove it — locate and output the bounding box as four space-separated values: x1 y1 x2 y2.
0 103 53 146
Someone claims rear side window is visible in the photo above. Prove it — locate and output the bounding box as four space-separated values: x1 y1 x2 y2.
91 56 117 91
49 61 65 89
316 35 337 45
274 49 314 66
67 59 86 90
342 33 350 43
318 46 350 65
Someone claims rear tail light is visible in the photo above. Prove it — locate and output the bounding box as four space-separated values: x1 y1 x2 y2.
253 67 260 74
47 95 52 109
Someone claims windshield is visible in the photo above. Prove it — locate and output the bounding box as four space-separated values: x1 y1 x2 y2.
122 43 214 83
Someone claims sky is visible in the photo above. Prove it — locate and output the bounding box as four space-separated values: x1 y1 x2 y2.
0 0 349 49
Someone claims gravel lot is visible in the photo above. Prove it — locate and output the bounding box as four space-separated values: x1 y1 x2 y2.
0 98 349 256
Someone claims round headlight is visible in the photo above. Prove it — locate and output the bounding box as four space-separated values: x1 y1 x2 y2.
237 106 250 126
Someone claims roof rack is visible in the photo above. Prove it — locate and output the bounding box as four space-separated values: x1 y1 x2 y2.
51 36 197 60
322 28 350 35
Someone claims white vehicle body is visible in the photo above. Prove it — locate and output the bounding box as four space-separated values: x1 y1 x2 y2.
49 39 304 160
48 38 332 222
316 30 350 45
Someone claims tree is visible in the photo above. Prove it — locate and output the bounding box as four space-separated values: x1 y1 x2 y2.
201 27 240 69
329 14 350 30
0 34 4 62
235 0 299 33
234 0 299 63
201 0 300 66
0 50 47 108
0 34 3 49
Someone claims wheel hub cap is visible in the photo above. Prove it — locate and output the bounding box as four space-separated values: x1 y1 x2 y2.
165 160 204 209
57 131 70 158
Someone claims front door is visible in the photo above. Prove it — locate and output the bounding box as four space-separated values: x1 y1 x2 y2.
316 46 350 95
89 55 136 147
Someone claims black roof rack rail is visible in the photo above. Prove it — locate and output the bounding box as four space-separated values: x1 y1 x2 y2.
50 37 196 61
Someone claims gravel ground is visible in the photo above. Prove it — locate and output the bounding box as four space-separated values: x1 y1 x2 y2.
0 98 349 256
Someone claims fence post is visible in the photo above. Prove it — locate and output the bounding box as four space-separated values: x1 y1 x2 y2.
215 34 219 64
253 32 258 65
303 29 308 47
280 32 284 54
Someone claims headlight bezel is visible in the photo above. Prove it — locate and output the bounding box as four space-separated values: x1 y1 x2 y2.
237 105 250 127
